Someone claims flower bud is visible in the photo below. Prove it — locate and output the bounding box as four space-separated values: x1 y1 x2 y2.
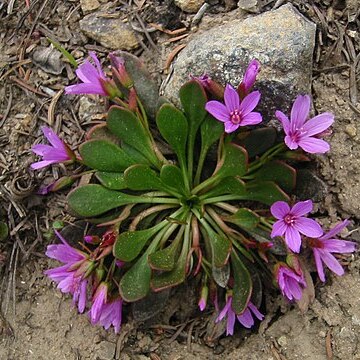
190 74 224 99
109 54 134 89
198 284 208 311
99 78 122 99
84 235 101 245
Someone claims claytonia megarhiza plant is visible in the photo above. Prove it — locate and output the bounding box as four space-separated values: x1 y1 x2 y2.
31 54 356 337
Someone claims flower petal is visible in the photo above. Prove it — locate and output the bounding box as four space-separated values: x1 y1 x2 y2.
237 308 254 328
65 82 107 96
205 101 230 123
227 308 236 335
303 112 334 136
294 217 323 238
318 249 344 276
30 159 57 170
216 298 231 322
290 95 311 129
240 112 262 126
271 220 287 238
224 121 239 133
320 220 349 240
77 279 88 313
40 127 64 149
286 277 303 300
46 244 84 263
291 200 313 217
298 137 330 154
284 135 299 150
32 144 55 156
75 60 99 83
224 84 240 113
240 91 261 116
89 51 105 78
321 239 356 253
313 249 325 282
275 110 291 134
284 226 301 253
271 201 290 219
248 302 264 321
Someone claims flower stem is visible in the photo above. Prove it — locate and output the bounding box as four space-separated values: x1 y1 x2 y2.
194 146 208 187
246 142 286 175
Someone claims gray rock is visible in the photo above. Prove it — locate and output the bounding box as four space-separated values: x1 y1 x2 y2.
32 47 64 75
163 4 316 122
80 12 140 50
295 169 328 202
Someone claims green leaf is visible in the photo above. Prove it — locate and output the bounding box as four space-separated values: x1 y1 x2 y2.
114 222 166 262
95 172 127 190
156 104 188 165
0 221 9 241
107 106 160 167
124 164 163 191
200 220 232 268
212 263 230 288
244 180 290 205
148 229 183 271
119 252 152 302
47 37 78 68
86 123 121 145
180 81 207 131
200 114 224 151
235 127 276 157
253 160 296 193
119 232 162 302
68 184 145 217
121 143 151 165
202 177 246 199
231 252 253 314
151 226 190 291
226 208 260 230
160 164 187 195
215 143 248 179
180 81 207 162
80 140 135 172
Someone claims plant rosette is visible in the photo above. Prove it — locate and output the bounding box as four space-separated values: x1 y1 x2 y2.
33 54 356 336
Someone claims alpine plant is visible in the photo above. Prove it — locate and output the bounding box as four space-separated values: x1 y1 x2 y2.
32 54 356 336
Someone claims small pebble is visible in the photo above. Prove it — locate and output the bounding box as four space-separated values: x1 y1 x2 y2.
345 124 357 138
277 335 287 347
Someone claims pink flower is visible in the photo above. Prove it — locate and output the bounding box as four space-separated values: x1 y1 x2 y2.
276 265 306 301
94 297 123 333
276 95 334 154
216 297 264 336
90 282 108 324
65 52 108 96
238 59 260 97
271 200 323 253
31 127 74 170
308 220 356 282
45 230 90 313
205 84 262 133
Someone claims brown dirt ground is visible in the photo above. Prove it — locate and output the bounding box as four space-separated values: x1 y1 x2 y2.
1 1 360 359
